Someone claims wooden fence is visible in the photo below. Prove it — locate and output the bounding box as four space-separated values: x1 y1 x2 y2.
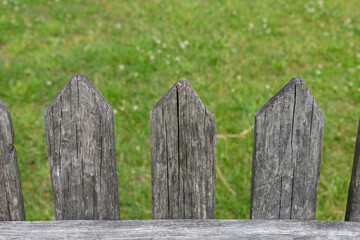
0 75 360 239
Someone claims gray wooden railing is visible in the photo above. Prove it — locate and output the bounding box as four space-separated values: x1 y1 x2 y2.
1 74 360 239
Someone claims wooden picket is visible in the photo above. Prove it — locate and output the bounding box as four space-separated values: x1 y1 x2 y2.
44 75 120 220
0 99 25 221
251 78 325 220
150 79 217 219
346 120 360 221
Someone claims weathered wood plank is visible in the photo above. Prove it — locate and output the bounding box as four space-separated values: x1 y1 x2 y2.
0 99 25 221
151 79 216 219
0 219 359 239
346 119 360 221
44 74 120 220
251 78 325 220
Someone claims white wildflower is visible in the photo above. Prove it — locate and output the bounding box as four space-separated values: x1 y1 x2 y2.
316 70 321 75
348 68 355 74
231 88 235 93
318 64 323 69
324 32 329 36
120 106 125 111
249 22 254 30
136 146 140 151
349 82 354 87
236 75 242 81
344 18 351 26
162 43 167 48
333 85 338 90
174 56 180 61
149 55 155 61
119 64 125 71
344 86 349 92
180 40 189 49
133 72 139 77
113 109 118 114
337 63 342 68
133 105 138 111
265 84 270 89
232 10 237 15
165 60 170 65
46 81 52 86
307 8 315 13
318 0 323 8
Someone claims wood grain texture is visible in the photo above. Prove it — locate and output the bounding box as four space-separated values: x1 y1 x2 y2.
0 219 360 239
44 75 120 220
150 79 216 219
346 119 360 221
251 78 325 220
0 99 25 221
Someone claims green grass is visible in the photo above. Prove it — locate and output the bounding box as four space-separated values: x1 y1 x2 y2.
0 0 359 221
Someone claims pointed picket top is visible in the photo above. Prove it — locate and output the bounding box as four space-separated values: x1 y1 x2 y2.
251 78 325 220
44 74 120 220
150 78 217 219
0 98 25 221
346 119 360 221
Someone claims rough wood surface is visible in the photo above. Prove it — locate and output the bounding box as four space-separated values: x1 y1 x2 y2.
0 219 359 239
44 75 120 220
346 119 360 221
150 79 216 219
0 99 25 221
251 78 325 220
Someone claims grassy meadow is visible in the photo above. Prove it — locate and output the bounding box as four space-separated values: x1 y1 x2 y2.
0 0 360 220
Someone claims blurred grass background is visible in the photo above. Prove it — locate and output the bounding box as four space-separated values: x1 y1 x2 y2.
0 0 360 221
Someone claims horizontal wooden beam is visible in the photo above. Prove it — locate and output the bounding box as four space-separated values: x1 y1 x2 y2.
0 219 359 239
